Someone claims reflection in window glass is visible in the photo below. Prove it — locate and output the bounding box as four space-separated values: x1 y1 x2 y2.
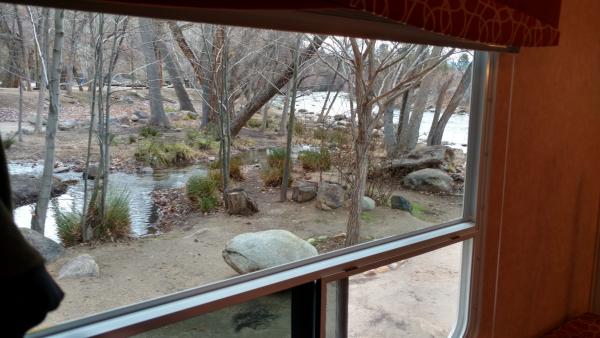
3 3 473 328
327 242 463 338
133 291 291 338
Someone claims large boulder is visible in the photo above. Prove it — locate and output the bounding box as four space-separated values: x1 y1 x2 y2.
315 182 345 210
292 182 317 203
19 228 64 262
59 254 99 279
361 196 376 211
11 174 68 207
375 145 455 177
402 168 454 193
223 230 318 274
58 119 78 131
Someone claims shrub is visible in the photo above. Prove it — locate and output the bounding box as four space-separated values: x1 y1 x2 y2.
185 129 215 151
94 190 132 241
313 127 327 141
261 166 284 187
199 195 218 213
186 174 219 212
208 169 223 190
56 210 82 247
267 148 287 169
329 128 349 144
208 156 245 181
294 122 305 136
247 118 262 128
165 142 196 166
135 139 197 168
128 135 137 144
139 126 161 138
299 149 331 171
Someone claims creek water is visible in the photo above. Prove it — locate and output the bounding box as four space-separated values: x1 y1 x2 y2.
10 162 207 242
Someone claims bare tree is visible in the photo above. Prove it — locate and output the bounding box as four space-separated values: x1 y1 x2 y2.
280 36 302 202
29 6 50 134
230 35 326 137
64 11 85 95
31 9 64 234
152 21 196 112
428 62 472 145
138 17 170 128
13 5 31 91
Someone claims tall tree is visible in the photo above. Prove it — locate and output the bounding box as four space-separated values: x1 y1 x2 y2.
152 21 196 112
13 5 32 91
64 11 85 95
30 6 50 134
280 36 302 202
138 17 170 128
428 62 473 145
31 9 64 234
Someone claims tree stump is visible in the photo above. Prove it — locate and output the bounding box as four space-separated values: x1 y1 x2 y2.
225 188 258 216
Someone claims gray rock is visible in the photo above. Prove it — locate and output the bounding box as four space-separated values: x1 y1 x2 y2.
361 196 376 211
134 110 149 119
390 195 412 211
53 166 69 173
377 145 455 177
315 182 345 210
223 230 318 274
59 254 99 279
11 175 68 207
58 119 78 131
19 228 64 262
83 164 99 180
140 166 154 175
402 168 454 193
292 182 317 202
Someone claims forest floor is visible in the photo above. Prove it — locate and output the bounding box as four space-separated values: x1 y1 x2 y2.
0 88 464 336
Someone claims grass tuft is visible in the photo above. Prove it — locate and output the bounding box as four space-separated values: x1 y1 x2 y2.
56 210 82 247
139 126 161 138
298 149 331 171
186 175 219 212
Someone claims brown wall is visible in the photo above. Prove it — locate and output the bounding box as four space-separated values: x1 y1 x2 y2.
478 0 600 337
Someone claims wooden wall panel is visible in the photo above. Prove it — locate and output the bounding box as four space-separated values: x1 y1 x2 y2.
478 0 600 337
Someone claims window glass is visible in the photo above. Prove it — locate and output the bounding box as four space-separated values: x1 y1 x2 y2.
133 291 291 338
1 4 475 328
326 242 463 338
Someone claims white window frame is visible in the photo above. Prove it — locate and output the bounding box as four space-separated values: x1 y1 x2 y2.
27 48 498 338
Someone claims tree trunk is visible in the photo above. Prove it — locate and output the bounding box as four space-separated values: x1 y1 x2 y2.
34 8 50 134
427 77 453 144
428 62 472 145
230 35 326 137
14 5 31 91
280 36 302 202
392 88 411 156
17 80 23 141
345 102 371 247
278 85 291 135
153 22 195 112
31 9 64 234
261 101 269 131
382 102 395 156
168 22 216 125
139 18 169 128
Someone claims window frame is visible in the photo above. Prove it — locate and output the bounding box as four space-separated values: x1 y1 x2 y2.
27 48 497 338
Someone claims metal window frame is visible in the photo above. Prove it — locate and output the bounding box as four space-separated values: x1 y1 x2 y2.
28 51 496 338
